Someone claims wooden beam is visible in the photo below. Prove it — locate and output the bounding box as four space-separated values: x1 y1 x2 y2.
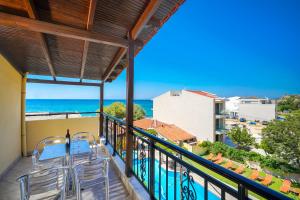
99 82 104 137
102 0 161 81
23 0 56 80
130 0 162 39
102 48 127 81
0 12 128 48
23 0 37 18
80 0 97 81
146 16 161 28
125 35 134 177
27 78 101 87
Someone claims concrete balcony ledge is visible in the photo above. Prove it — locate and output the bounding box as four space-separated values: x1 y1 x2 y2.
104 144 150 200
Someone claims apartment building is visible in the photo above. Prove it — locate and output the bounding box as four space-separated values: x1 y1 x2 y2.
153 90 225 142
239 97 276 121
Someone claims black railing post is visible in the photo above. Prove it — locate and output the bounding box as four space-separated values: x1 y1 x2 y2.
204 179 208 200
238 184 247 200
113 120 117 156
105 116 108 145
149 140 155 199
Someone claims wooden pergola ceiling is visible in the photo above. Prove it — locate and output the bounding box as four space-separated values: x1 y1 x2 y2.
0 0 185 84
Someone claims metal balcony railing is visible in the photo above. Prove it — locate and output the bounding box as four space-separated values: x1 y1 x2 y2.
25 111 291 199
26 111 100 119
102 113 291 200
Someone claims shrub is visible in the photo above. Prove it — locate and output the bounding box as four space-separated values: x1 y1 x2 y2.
210 142 229 155
197 147 209 156
260 156 286 170
200 141 212 148
204 141 299 173
226 148 246 163
247 151 262 162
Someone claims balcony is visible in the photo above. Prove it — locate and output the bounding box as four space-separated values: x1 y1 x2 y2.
215 110 226 119
216 128 227 135
0 112 294 200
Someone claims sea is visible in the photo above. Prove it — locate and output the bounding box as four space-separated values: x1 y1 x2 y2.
26 99 153 117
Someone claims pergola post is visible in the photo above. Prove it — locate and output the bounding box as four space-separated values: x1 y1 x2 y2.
125 34 134 177
21 72 28 156
99 82 104 137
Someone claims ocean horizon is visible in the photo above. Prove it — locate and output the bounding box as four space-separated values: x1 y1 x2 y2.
26 99 153 117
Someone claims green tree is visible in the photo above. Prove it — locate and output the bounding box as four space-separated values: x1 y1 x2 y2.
104 102 126 119
102 102 146 120
277 95 300 112
261 110 300 167
133 104 146 120
227 127 255 150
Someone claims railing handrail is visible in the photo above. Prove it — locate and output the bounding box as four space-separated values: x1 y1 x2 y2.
26 111 100 117
103 112 291 200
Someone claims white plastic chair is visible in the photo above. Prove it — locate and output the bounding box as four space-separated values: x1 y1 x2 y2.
73 158 109 200
17 167 67 200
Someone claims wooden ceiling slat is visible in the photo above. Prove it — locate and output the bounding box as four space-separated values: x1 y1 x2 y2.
80 0 97 81
102 0 162 82
0 12 128 48
23 0 56 80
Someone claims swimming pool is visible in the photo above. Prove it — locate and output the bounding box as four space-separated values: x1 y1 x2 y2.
133 158 220 200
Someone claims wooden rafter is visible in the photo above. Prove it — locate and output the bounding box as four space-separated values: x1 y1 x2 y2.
80 0 97 81
102 48 127 81
130 0 162 40
23 0 56 80
27 78 100 87
0 12 128 48
102 0 162 82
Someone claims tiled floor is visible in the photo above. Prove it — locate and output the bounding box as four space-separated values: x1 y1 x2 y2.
0 155 129 200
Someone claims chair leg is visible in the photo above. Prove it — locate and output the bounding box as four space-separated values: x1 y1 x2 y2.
61 187 65 200
76 182 81 200
106 177 109 200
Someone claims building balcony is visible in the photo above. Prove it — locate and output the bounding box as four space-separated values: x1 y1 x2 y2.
215 110 226 119
216 127 227 135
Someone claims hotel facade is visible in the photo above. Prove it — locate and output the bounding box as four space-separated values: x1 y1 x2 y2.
153 90 225 142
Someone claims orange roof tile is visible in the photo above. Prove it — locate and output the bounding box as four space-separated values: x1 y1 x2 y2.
155 124 196 142
133 118 166 130
134 119 196 143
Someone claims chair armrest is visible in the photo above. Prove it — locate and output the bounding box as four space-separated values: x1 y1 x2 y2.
32 149 39 166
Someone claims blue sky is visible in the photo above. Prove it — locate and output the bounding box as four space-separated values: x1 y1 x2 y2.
27 0 300 99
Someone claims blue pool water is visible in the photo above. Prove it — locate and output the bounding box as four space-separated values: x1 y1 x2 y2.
133 159 220 200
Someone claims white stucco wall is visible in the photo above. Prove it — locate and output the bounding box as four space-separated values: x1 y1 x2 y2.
239 104 276 121
153 90 216 142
